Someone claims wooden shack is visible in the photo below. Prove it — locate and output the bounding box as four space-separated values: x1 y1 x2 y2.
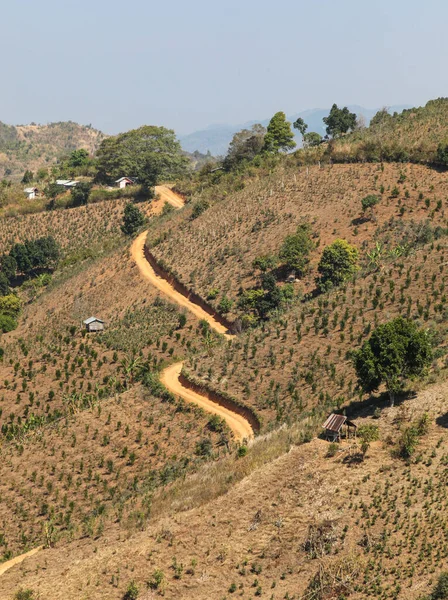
83 317 104 332
322 413 357 442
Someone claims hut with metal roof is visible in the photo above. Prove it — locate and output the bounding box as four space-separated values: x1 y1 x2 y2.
83 317 104 332
322 413 357 442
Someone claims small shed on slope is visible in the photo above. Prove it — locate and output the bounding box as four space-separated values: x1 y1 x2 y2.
24 187 38 199
322 413 357 442
83 317 105 332
115 177 135 189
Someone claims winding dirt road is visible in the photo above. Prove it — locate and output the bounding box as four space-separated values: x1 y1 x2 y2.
0 546 42 577
132 186 253 440
154 185 184 209
161 363 253 441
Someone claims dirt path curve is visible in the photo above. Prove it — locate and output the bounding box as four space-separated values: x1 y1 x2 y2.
132 186 254 440
161 363 253 442
0 546 42 577
154 185 184 208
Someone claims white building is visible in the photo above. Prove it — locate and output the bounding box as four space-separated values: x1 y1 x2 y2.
24 187 38 199
56 179 79 188
115 177 135 189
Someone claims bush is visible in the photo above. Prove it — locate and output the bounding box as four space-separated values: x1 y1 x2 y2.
237 445 248 457
0 313 18 333
279 223 314 276
317 239 358 291
122 580 139 600
0 295 22 317
325 442 339 457
431 572 448 599
121 202 145 236
191 199 210 219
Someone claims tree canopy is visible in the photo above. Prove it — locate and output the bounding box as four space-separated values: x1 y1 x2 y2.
303 132 322 148
95 125 188 188
317 239 358 290
224 124 266 170
121 202 145 236
263 112 296 153
293 117 308 137
70 182 91 207
323 104 357 138
68 148 90 168
279 223 314 276
8 236 60 277
353 317 432 406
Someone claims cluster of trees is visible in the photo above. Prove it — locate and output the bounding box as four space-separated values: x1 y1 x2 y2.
223 104 359 172
95 125 188 191
1 236 60 286
240 226 359 325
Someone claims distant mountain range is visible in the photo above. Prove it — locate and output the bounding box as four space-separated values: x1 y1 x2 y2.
179 105 411 156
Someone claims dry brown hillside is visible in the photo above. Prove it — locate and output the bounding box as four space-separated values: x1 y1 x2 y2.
0 121 105 180
1 158 448 599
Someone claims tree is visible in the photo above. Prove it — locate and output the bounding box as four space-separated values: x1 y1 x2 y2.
224 124 266 170
430 572 448 599
353 317 432 406
370 107 392 129
0 272 9 296
437 143 448 167
279 223 314 276
70 182 91 207
121 203 145 236
293 117 308 138
323 104 357 138
95 125 188 186
361 194 380 220
317 239 358 290
21 170 34 184
303 132 322 148
68 148 90 168
0 254 17 282
44 183 65 209
263 112 296 153
9 237 60 276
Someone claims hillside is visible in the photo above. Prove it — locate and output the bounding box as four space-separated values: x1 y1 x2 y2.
1 108 448 600
330 98 448 163
0 121 105 180
178 105 410 155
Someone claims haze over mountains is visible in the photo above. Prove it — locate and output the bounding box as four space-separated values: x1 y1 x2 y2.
179 104 411 155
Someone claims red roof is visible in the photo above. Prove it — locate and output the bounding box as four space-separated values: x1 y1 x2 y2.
322 414 347 433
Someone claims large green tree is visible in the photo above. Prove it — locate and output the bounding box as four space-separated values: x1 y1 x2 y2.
323 104 357 138
293 117 308 138
317 239 358 290
70 182 91 207
353 317 432 406
263 112 296 153
95 126 188 188
224 124 266 170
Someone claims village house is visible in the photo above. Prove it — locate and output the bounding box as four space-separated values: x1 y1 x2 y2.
24 187 39 199
56 179 79 189
115 177 135 189
83 317 105 332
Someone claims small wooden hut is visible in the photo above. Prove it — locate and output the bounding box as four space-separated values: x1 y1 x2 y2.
83 317 104 332
322 413 357 442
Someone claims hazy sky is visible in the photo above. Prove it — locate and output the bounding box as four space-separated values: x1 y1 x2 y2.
1 0 447 134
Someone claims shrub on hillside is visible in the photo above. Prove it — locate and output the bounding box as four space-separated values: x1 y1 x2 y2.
317 239 358 291
121 202 145 236
279 223 314 276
